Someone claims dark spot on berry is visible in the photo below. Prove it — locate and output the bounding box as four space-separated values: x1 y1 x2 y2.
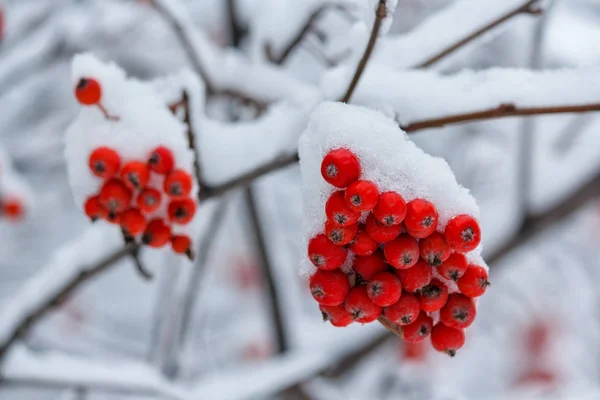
321 311 330 322
461 227 474 242
351 195 362 206
128 173 140 188
426 253 443 267
400 315 412 324
326 164 338 177
421 284 441 299
449 270 460 281
142 233 152 244
94 161 105 173
422 216 434 228
149 153 159 165
446 349 457 357
145 196 157 205
419 325 429 336
334 214 348 225
77 78 88 90
311 286 324 298
90 216 98 223
311 255 324 266
370 282 382 297
351 309 363 320
402 254 413 266
174 207 188 219
453 309 468 322
329 230 343 244
480 279 491 288
169 183 182 195
384 216 396 225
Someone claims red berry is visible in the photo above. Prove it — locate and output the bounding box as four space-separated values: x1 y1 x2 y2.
325 191 360 226
2 198 24 221
444 214 481 253
344 180 378 212
320 148 361 188
384 235 419 269
384 292 420 325
440 294 477 329
99 179 132 216
171 235 194 258
105 212 121 225
353 251 387 281
320 304 353 327
457 264 489 297
419 232 451 267
349 228 378 256
404 199 438 238
373 192 406 226
367 272 402 307
84 195 108 221
325 220 357 245
395 260 432 292
402 341 428 362
88 147 121 179
142 219 171 248
120 208 147 236
168 198 197 225
431 323 465 357
309 269 350 306
402 312 433 343
418 279 449 312
148 146 174 175
136 188 162 213
120 161 150 190
75 78 102 105
345 286 382 323
438 253 468 281
365 214 402 243
308 234 348 270
164 169 193 198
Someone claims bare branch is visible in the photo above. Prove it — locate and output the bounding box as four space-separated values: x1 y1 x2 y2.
402 103 600 132
417 0 543 68
181 91 204 194
341 0 387 103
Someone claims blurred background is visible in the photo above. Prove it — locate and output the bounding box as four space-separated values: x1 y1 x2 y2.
0 0 600 399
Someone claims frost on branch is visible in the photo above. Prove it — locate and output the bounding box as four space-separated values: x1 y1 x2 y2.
357 0 398 36
0 146 33 222
65 53 201 257
298 102 488 356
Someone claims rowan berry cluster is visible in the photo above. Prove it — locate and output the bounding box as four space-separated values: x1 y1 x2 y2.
308 148 489 357
76 77 196 259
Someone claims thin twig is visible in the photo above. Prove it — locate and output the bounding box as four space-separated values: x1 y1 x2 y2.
182 91 204 193
417 0 543 68
401 103 600 132
377 316 402 339
121 230 152 280
244 187 288 353
0 242 139 361
340 0 387 103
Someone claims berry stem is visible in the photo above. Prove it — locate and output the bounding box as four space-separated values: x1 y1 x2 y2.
96 103 120 121
121 229 153 280
377 315 403 339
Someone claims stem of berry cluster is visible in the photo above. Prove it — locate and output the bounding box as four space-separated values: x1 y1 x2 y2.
377 316 402 339
121 229 153 280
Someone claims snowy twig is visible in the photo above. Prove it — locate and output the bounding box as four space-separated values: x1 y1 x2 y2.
417 0 543 68
182 91 204 194
266 4 347 65
0 242 140 362
402 103 600 132
340 0 387 103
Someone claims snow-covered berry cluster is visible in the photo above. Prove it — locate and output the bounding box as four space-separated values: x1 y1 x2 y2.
300 103 490 357
65 54 200 259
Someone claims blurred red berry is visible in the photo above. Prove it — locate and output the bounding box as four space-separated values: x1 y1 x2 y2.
384 292 420 326
345 285 382 323
365 214 402 243
384 235 419 269
444 214 481 253
345 180 378 212
404 199 438 238
309 269 350 306
438 253 468 281
440 294 477 329
120 161 149 190
418 279 449 312
148 146 174 174
325 220 358 246
353 251 387 281
120 208 147 236
2 198 24 221
367 272 402 307
325 191 361 227
320 304 353 327
308 234 348 270
373 192 406 226
320 148 361 188
171 235 194 259
349 228 378 256
168 198 196 225
431 323 465 357
402 312 433 343
75 78 102 105
84 195 108 222
419 232 451 267
457 265 489 297
88 147 121 179
164 169 193 198
136 188 162 213
395 260 432 292
142 219 171 248
99 179 132 217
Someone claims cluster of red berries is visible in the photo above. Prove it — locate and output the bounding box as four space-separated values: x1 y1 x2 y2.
83 145 196 258
308 148 489 357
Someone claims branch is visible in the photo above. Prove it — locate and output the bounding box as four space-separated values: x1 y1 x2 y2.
340 0 387 103
401 103 600 132
377 316 402 339
182 91 204 193
226 0 247 48
417 0 543 68
121 230 152 280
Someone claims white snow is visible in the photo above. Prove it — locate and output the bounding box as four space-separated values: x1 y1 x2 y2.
357 0 398 36
0 145 34 220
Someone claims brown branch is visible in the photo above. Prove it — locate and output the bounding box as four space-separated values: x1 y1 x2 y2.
377 316 403 339
340 0 387 103
402 103 600 132
0 242 139 361
417 0 543 68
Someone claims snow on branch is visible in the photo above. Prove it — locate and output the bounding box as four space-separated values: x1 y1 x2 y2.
323 64 600 128
152 0 320 105
375 0 544 69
